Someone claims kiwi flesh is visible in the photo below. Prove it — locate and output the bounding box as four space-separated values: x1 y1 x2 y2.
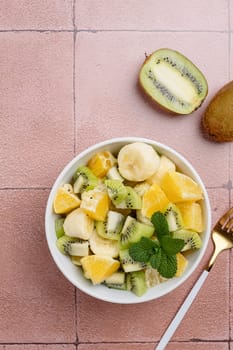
55 218 65 238
73 166 98 193
172 229 202 251
105 179 127 205
139 48 208 115
103 272 126 290
120 216 154 248
96 210 125 240
202 81 233 142
119 249 147 272
116 186 142 210
56 235 89 255
163 203 183 232
127 271 148 296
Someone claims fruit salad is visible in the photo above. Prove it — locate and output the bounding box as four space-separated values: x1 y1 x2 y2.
53 142 204 297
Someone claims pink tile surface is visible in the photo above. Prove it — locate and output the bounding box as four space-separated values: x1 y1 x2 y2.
76 0 228 31
0 190 76 342
78 344 228 350
0 1 232 349
0 32 74 188
75 31 229 187
0 0 73 30
0 347 75 350
78 344 154 350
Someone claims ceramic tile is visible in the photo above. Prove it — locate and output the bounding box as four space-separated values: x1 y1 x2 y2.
230 205 233 341
76 0 228 31
0 0 73 30
0 32 74 188
75 31 229 188
230 0 233 31
77 343 228 350
167 343 228 350
0 190 76 342
1 347 75 350
77 344 154 350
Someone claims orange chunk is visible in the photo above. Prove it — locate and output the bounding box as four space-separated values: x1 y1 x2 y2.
53 185 81 214
80 255 120 284
177 202 203 233
142 183 170 218
88 151 116 178
161 171 203 203
175 252 188 277
81 189 110 221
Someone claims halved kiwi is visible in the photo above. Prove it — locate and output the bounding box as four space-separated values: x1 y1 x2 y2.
139 48 208 115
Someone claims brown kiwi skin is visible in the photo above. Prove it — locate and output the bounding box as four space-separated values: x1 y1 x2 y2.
202 81 233 142
138 50 208 116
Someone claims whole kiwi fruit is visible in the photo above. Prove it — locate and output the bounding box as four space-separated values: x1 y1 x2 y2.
202 81 233 142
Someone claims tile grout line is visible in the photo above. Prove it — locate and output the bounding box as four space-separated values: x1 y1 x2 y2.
72 1 79 347
73 0 76 157
0 29 232 33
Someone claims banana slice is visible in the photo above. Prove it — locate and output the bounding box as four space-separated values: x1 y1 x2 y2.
89 230 119 258
63 208 94 240
118 142 160 182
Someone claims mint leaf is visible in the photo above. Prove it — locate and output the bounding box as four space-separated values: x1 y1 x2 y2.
129 237 159 262
160 236 185 256
158 250 177 278
150 248 162 269
151 212 169 240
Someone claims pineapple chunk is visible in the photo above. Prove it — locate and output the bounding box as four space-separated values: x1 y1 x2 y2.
161 171 203 203
177 202 203 233
141 183 170 218
80 255 120 284
88 151 117 178
81 189 110 221
53 185 81 214
175 252 188 277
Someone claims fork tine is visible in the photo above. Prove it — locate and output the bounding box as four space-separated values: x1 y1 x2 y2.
219 207 233 228
225 217 233 232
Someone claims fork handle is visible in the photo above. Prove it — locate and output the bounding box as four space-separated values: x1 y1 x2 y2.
155 270 209 350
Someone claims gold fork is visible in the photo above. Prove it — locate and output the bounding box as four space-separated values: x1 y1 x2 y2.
156 207 233 350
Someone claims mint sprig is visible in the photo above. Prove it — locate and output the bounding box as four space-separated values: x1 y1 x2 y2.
129 237 159 262
128 211 185 279
151 211 169 240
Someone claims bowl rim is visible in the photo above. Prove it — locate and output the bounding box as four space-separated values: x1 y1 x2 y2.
45 136 211 304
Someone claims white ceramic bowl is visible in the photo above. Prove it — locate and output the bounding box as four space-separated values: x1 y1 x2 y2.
45 137 211 304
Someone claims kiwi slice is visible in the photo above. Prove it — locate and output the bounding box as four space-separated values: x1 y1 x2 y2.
96 210 125 240
139 48 208 115
116 186 142 210
163 203 183 232
119 249 147 272
103 272 126 290
172 229 202 251
120 216 154 248
56 235 89 256
127 271 148 297
105 179 127 205
73 166 98 193
55 218 65 238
